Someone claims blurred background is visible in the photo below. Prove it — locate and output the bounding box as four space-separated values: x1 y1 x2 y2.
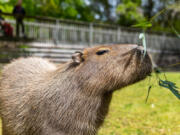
0 0 180 135
0 0 180 30
0 0 179 66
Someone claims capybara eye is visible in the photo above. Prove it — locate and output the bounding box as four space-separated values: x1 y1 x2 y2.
96 50 109 55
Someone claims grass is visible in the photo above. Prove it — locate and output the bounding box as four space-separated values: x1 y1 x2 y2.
0 72 180 135
98 72 180 135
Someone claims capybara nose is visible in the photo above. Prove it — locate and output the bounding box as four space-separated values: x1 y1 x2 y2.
137 46 145 55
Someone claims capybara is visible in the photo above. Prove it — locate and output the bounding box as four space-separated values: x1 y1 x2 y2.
0 44 152 135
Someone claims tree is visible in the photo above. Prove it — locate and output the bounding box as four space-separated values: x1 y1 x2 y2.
116 0 146 26
0 0 95 22
87 0 121 22
151 0 180 33
142 0 155 20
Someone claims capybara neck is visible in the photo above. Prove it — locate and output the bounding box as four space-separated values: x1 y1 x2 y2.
53 62 109 96
40 64 113 135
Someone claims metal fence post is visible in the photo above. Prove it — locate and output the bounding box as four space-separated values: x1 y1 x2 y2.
89 23 93 46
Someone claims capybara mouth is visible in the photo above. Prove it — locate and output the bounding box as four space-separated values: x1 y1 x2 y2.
129 47 153 82
138 53 152 78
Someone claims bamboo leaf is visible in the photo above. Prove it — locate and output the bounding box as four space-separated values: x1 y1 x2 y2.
132 21 152 29
171 26 180 39
159 79 180 100
154 67 161 74
145 85 152 103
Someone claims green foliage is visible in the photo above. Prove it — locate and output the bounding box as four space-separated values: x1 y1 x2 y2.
150 1 180 33
87 0 114 22
154 67 161 74
0 0 179 34
146 66 180 103
116 0 146 26
118 0 180 34
0 1 14 13
171 25 180 38
159 80 180 100
0 0 95 22
145 85 152 103
132 21 152 30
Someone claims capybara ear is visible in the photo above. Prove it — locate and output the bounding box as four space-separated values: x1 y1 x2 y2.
72 51 84 64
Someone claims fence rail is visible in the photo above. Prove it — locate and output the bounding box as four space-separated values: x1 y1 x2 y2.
6 20 180 49
1 12 179 48
1 18 180 69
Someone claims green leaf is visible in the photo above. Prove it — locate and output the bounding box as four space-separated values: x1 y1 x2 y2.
132 21 152 29
171 26 180 38
159 79 180 100
18 44 29 49
154 67 161 74
162 80 178 89
145 85 152 103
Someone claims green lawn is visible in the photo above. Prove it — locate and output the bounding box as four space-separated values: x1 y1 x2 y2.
0 73 180 135
98 73 180 135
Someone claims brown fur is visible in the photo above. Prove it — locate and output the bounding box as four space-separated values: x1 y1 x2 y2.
0 44 152 135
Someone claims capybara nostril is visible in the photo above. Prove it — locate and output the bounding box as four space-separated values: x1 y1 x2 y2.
136 46 145 56
139 49 145 55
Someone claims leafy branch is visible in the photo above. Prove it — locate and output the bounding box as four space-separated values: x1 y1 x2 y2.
159 79 180 100
132 2 180 102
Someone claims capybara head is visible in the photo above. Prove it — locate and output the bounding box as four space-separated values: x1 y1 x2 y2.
70 44 152 95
